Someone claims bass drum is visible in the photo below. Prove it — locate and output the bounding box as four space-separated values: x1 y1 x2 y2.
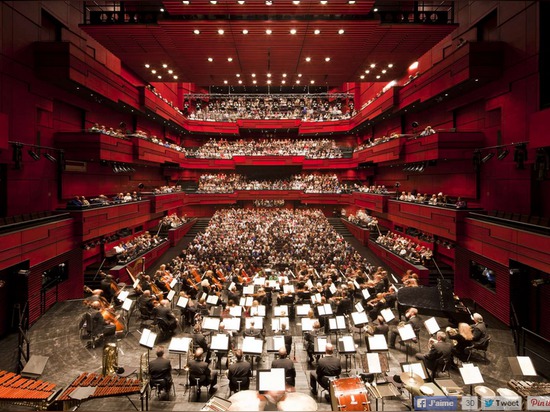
330 377 370 411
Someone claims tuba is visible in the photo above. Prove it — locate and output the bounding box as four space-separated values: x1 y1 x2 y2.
102 342 119 375
139 352 149 382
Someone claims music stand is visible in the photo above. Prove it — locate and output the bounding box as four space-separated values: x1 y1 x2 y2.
211 334 230 374
267 336 286 353
250 305 266 317
367 334 389 352
380 308 395 323
316 303 333 317
202 317 221 331
121 298 133 333
228 306 242 317
337 335 357 371
300 317 317 333
245 317 264 330
459 364 484 395
271 317 289 332
242 337 264 375
168 336 192 375
314 336 328 355
400 361 429 381
328 316 347 340
139 328 158 365
424 317 440 336
273 305 289 317
397 323 416 362
351 311 369 343
508 356 537 376
223 317 241 333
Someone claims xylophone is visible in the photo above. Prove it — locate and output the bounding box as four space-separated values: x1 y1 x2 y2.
56 372 142 402
508 380 550 397
0 370 57 401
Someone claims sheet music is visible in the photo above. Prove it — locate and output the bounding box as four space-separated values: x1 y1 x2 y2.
362 288 371 299
283 285 295 294
206 295 219 305
259 369 286 392
139 328 157 349
166 289 176 302
272 317 289 331
351 311 369 326
301 317 317 331
380 308 395 323
272 336 285 351
512 356 537 376
316 337 327 353
177 296 188 308
355 302 364 313
245 317 264 329
354 280 360 289
329 284 337 295
211 334 229 351
296 304 311 316
368 334 388 351
329 316 346 330
245 297 254 307
169 337 192 353
229 306 242 317
243 285 255 295
267 280 279 289
367 353 382 374
170 278 178 288
122 298 133 311
318 303 332 316
305 279 314 289
239 297 246 307
202 317 221 331
250 305 266 317
403 363 427 380
118 290 130 302
254 277 266 286
459 365 484 385
229 282 235 291
274 305 289 317
242 337 263 354
398 323 416 341
424 317 440 335
339 335 355 352
224 317 241 331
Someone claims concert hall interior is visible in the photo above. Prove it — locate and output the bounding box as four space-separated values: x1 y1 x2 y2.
0 1 549 411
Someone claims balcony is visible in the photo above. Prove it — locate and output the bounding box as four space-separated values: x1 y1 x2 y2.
354 137 404 164
351 192 391 213
134 136 185 166
55 132 134 164
403 131 484 163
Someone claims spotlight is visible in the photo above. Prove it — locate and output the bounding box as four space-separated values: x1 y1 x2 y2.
28 150 40 161
418 163 425 172
497 148 509 160
481 152 494 163
44 153 57 162
112 163 120 173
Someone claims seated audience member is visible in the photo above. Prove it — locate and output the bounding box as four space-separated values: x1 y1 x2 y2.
271 347 296 387
415 331 453 379
310 343 342 401
188 348 218 394
149 346 173 394
67 196 83 207
227 349 252 392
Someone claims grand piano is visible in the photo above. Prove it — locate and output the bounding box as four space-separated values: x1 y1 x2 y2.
396 279 473 326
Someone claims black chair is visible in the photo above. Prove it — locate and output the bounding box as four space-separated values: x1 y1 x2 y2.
80 312 102 348
466 335 491 362
155 317 175 338
188 377 208 401
150 377 174 400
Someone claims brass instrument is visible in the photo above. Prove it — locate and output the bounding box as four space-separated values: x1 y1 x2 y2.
139 352 149 382
364 324 375 335
102 343 118 375
428 337 437 349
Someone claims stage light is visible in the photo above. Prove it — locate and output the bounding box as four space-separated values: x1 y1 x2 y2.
497 148 509 160
28 150 40 161
44 153 57 162
481 152 494 163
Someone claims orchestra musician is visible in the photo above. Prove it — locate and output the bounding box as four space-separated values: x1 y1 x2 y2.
153 299 178 335
310 343 341 402
415 331 453 378
304 321 321 364
227 349 252 392
192 324 212 364
100 273 119 303
271 347 296 388
136 290 155 320
388 307 421 349
446 323 474 361
189 348 218 395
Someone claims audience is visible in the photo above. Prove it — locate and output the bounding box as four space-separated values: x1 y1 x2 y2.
111 231 166 264
376 231 433 265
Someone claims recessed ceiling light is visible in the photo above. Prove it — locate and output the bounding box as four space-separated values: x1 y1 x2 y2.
210 0 217 4
409 61 419 70
290 29 297 35
144 64 150 68
251 73 256 77
168 69 173 74
224 80 228 84
325 57 331 62
296 80 301 84
365 70 370 73
360 75 365 79
388 63 393 68
376 75 381 79
238 0 245 4
173 75 178 79
242 29 249 34
305 57 311 62
267 73 272 77
282 73 287 77
162 64 168 68
265 0 272 5
370 63 376 68
348 0 356 4
160 8 165 12
382 69 387 74
314 29 321 35
151 69 157 74
266 29 272 35
253 80 257 84
298 73 302 77
282 80 286 84
236 73 241 77
320 0 327 4
228 57 233 62
238 80 242 84
267 80 272 84
218 29 224 35
338 29 345 34
158 75 162 79
310 80 315 84
193 29 200 34
208 57 213 62
293 0 300 4
182 1 190 4
373 7 378 12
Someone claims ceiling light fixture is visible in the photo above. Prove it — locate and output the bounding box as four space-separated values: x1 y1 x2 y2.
238 80 242 84
236 73 241 77
293 0 300 4
251 73 256 77
218 29 224 35
242 29 249 34
409 61 419 70
208 57 213 62
44 153 56 162
296 80 301 84
267 80 272 84
320 0 328 4
314 29 321 35
238 0 245 4
376 75 380 79
325 57 331 62
228 57 233 62
168 69 173 74
162 64 168 68
305 57 311 62
173 75 178 79
382 69 387 73
290 29 297 34
298 73 302 77
282 80 286 84
193 29 200 34
144 64 150 68
151 69 157 74
388 63 393 68
160 8 165 12
373 7 378 12
28 150 40 161
338 29 345 34
253 80 257 84
224 80 228 84
482 152 494 163
266 29 272 34
265 0 272 5
365 70 370 74
157 75 162 79
360 75 365 79
310 80 315 84
370 63 376 68
498 149 509 160
267 73 272 77
182 1 190 4
349 0 356 4
210 0 217 4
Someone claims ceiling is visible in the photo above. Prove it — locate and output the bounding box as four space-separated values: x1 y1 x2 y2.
80 1 458 88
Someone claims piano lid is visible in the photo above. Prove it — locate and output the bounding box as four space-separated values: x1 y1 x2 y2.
397 279 462 314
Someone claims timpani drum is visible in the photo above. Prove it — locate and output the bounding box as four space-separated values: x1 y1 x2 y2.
330 377 371 411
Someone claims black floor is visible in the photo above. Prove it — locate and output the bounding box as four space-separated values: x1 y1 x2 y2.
0 228 534 411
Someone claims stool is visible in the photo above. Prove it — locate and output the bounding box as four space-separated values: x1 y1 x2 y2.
188 377 206 402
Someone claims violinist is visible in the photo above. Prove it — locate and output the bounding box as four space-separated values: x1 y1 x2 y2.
137 290 155 320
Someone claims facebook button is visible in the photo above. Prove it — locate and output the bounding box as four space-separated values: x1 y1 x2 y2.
415 396 459 411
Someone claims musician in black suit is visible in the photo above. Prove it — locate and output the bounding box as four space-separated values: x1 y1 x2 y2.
335 291 353 316
275 323 293 356
310 343 341 402
271 347 296 387
415 331 453 378
188 348 218 394
192 324 211 364
227 349 252 392
304 321 321 364
153 299 178 335
388 307 421 348
471 313 488 342
149 346 173 393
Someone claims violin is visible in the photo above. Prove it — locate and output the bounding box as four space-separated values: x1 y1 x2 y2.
216 269 227 282
191 267 201 283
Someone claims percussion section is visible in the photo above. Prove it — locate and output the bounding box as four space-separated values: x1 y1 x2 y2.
330 377 370 411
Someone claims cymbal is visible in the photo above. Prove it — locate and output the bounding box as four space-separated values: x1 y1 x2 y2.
400 372 424 387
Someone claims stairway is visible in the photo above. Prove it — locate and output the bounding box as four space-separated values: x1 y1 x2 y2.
184 218 211 239
327 217 354 240
428 260 455 287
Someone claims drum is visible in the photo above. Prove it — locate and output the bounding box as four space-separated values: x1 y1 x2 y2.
330 377 370 411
